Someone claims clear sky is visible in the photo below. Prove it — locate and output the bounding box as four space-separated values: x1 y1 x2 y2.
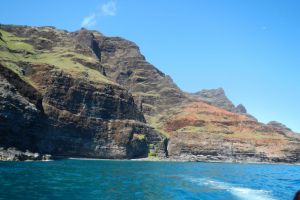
1 0 299 132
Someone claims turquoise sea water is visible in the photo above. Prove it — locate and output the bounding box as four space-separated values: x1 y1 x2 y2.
0 159 299 200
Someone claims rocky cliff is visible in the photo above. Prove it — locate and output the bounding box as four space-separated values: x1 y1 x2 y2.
163 102 300 163
0 24 299 163
0 25 164 160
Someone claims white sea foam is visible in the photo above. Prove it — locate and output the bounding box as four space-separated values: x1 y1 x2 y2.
188 177 276 200
68 157 110 161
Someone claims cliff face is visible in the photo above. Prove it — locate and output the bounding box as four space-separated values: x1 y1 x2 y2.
0 25 164 159
0 65 43 151
0 24 299 163
96 35 188 119
163 102 300 163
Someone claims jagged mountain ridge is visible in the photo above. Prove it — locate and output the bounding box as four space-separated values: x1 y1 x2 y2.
0 24 299 162
190 88 257 121
191 88 247 114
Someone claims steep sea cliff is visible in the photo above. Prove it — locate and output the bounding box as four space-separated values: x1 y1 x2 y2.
0 24 299 163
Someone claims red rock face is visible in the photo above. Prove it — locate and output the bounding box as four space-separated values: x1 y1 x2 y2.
162 101 300 163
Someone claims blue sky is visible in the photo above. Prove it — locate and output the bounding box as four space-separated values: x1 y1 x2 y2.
1 0 300 132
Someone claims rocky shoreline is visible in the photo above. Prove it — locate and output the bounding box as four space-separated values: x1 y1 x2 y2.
0 148 52 161
133 157 300 165
2 153 298 165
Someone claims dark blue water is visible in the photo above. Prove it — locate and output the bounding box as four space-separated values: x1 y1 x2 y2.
0 159 299 200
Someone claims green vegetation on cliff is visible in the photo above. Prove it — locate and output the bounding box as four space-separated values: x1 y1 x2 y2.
0 29 115 86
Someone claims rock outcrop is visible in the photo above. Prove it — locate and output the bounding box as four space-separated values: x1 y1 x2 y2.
268 121 292 133
191 88 248 114
0 147 51 161
235 104 247 114
0 24 299 163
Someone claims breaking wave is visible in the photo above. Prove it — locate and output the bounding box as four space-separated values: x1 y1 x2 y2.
188 177 276 200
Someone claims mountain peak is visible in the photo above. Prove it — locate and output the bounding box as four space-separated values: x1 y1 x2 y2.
192 88 248 114
268 121 292 132
235 104 247 114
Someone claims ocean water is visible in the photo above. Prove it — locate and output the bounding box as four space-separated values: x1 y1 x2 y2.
0 159 299 200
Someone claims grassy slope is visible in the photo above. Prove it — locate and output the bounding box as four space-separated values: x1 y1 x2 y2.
0 29 116 87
